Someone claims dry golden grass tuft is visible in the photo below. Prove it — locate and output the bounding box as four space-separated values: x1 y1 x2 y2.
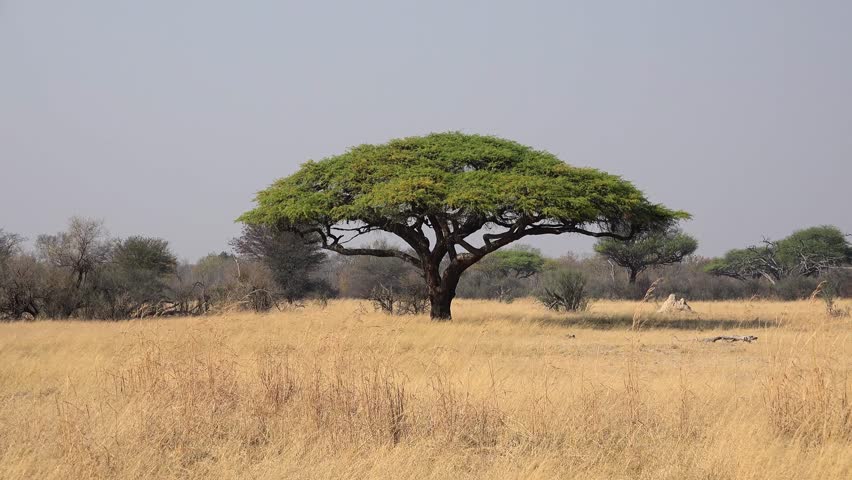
1 298 851 479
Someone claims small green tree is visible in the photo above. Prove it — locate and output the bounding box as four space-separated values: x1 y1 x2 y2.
594 227 698 284
239 133 686 320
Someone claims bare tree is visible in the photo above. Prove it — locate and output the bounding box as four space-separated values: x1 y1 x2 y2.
0 229 23 263
0 255 49 319
36 217 112 289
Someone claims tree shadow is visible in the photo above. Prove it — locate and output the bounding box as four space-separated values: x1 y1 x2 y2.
524 314 781 331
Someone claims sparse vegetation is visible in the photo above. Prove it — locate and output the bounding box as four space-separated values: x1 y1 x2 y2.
0 190 848 480
368 283 428 315
1 298 850 479
536 267 590 311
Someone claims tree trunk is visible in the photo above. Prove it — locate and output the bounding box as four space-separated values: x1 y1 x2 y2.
426 264 461 321
628 269 638 285
429 290 453 321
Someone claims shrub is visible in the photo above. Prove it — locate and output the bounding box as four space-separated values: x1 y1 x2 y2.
369 283 428 315
536 268 589 312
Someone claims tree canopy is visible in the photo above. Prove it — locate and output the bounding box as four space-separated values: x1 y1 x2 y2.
239 132 687 319
113 236 178 275
706 225 851 284
594 227 698 284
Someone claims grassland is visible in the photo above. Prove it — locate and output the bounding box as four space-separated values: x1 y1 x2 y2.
0 298 850 479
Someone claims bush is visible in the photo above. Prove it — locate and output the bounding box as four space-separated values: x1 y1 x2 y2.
536 268 589 312
368 284 428 315
773 276 822 301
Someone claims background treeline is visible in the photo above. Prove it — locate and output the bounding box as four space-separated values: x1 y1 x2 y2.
0 218 332 320
1 218 849 320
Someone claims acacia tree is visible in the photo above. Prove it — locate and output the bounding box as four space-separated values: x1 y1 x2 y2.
776 226 851 277
705 243 786 284
594 227 698 284
706 225 851 284
239 133 685 320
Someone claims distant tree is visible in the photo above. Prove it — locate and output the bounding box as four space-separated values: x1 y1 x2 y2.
705 245 785 284
333 240 421 299
0 254 51 319
457 246 545 301
113 236 177 275
95 236 179 317
194 252 238 289
775 226 852 277
594 227 698 284
0 229 23 264
0 230 34 319
36 217 111 289
230 224 329 302
239 132 685 320
478 246 545 278
706 226 851 284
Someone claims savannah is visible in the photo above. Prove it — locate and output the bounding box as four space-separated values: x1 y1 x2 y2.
3 3 852 480
1 298 851 479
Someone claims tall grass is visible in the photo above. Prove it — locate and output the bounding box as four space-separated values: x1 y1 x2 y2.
765 344 852 444
1 298 851 479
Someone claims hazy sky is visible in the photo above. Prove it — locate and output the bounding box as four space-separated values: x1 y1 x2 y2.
2 1 850 261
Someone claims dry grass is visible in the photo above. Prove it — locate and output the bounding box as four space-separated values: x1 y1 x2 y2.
1 298 851 479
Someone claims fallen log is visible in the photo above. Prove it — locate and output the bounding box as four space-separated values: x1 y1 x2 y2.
700 335 758 343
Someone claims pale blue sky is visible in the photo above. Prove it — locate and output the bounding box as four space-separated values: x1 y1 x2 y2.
1 1 850 260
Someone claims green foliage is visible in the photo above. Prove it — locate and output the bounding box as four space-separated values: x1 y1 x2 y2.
705 247 780 282
776 226 852 276
706 225 851 284
240 132 685 231
594 227 698 283
478 246 545 278
240 132 686 319
113 236 177 275
99 236 179 313
536 268 589 312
